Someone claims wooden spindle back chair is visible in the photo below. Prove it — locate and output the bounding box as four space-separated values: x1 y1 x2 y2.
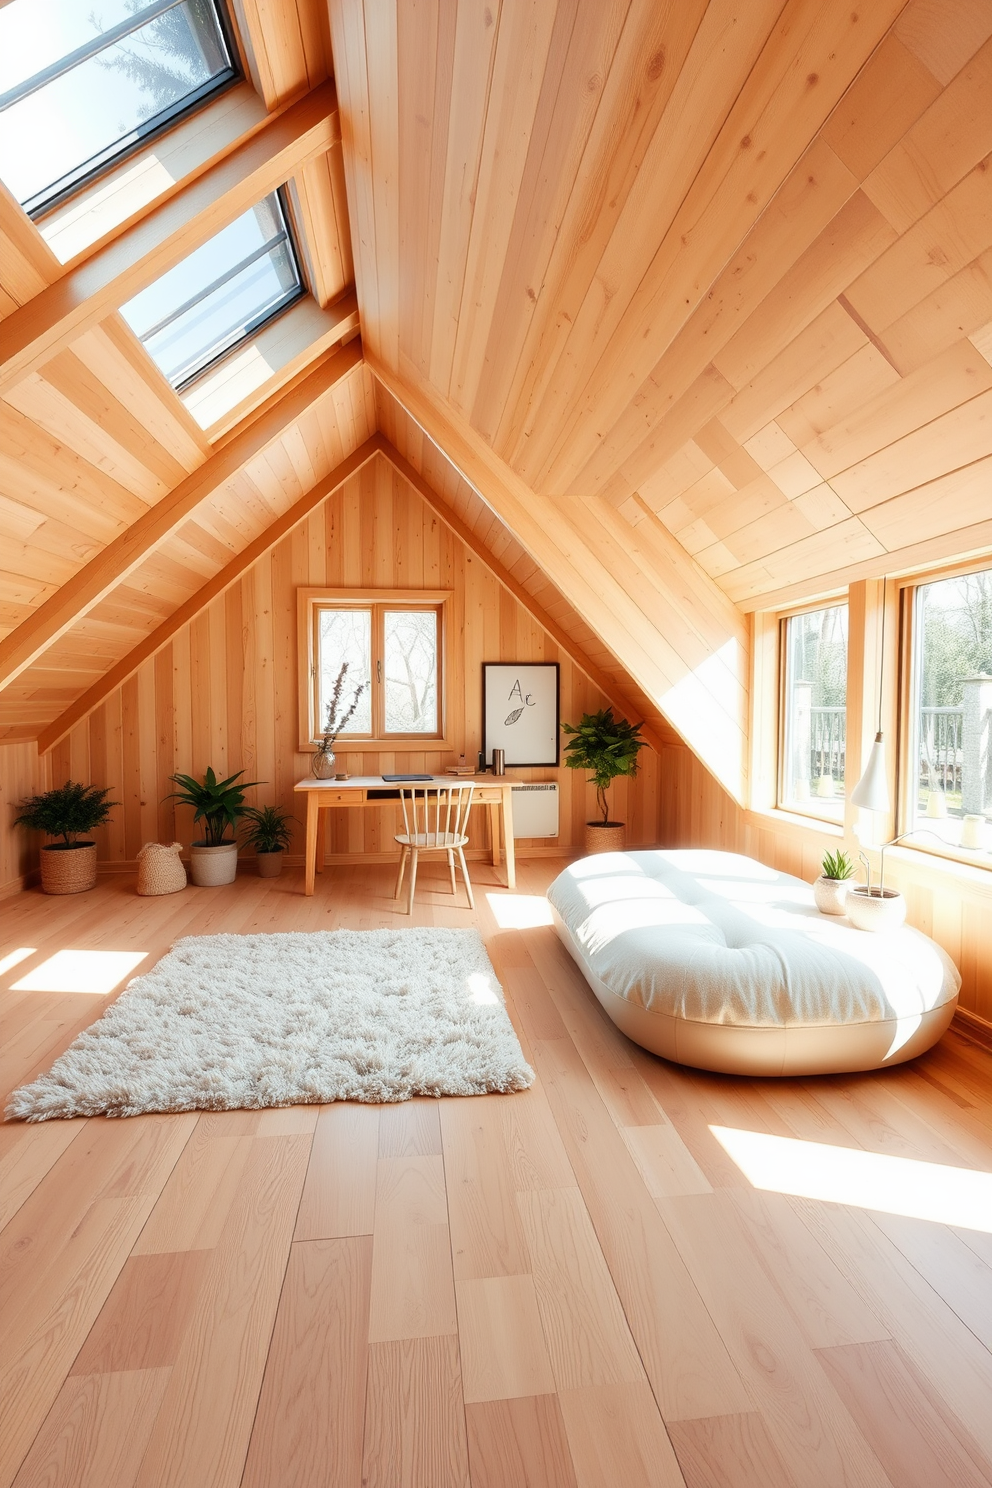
394 783 476 914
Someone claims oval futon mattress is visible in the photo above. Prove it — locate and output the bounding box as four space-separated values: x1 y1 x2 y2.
546 850 961 1077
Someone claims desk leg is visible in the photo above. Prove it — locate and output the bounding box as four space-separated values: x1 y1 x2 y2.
502 787 516 890
489 803 501 869
304 794 318 896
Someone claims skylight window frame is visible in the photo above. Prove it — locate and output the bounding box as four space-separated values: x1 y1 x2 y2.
133 187 308 393
1 0 241 221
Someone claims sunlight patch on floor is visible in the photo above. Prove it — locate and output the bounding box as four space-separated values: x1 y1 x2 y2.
0 947 36 977
710 1124 992 1233
485 893 554 929
12 949 148 994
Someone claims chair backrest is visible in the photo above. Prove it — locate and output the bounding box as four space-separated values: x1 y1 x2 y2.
398 783 475 844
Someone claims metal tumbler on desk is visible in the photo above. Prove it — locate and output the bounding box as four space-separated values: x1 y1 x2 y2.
491 748 505 776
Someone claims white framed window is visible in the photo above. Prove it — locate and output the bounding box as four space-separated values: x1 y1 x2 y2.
903 563 992 861
0 0 239 218
298 589 450 751
778 602 848 821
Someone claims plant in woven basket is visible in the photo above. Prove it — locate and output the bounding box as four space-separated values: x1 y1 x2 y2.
314 661 367 768
561 708 646 825
164 768 262 846
820 848 855 881
241 804 294 854
14 780 118 848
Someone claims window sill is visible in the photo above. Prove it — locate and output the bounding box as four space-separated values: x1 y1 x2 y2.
303 739 451 754
745 805 844 838
884 840 992 887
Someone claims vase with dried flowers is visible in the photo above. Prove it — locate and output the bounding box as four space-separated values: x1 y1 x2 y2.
312 662 368 778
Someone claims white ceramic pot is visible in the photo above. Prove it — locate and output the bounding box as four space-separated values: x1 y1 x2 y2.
846 886 906 932
584 822 625 854
255 848 283 878
813 875 850 915
189 841 239 886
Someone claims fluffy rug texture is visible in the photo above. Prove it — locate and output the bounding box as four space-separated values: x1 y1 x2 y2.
7 929 534 1121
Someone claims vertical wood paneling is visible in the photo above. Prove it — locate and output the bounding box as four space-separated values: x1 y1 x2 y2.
54 459 664 869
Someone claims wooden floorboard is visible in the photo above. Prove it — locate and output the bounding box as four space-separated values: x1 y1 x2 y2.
1 860 991 1487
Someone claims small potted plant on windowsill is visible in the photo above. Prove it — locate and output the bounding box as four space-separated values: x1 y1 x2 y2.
241 804 294 878
562 707 647 854
165 767 262 886
813 848 855 915
14 780 118 895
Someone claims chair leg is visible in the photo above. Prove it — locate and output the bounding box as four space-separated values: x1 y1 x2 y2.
456 846 475 910
407 849 419 915
395 846 408 900
447 849 457 895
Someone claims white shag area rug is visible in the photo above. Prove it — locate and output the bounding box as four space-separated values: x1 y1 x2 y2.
7 929 534 1121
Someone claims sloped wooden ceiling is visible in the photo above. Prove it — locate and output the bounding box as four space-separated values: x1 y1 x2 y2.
1 0 990 809
328 0 992 797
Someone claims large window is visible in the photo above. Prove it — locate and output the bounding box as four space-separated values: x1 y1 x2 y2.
0 0 237 218
120 193 304 389
907 565 992 856
779 603 848 820
301 593 446 747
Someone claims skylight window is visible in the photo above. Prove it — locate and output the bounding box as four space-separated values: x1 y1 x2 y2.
120 192 305 389
0 0 237 217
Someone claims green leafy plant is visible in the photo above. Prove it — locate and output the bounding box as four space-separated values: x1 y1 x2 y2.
165 767 263 847
241 804 294 854
14 780 118 847
561 708 647 825
821 848 855 881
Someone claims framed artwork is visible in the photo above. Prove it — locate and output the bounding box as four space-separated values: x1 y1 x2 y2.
483 662 560 767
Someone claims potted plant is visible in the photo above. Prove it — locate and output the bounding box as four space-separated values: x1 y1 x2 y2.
562 707 646 854
312 661 367 778
846 850 906 932
241 804 294 877
14 780 118 895
813 848 855 915
165 767 262 886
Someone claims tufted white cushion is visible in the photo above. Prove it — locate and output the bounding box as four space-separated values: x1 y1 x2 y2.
547 850 960 1076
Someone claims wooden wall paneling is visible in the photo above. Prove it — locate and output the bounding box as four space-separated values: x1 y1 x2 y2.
0 741 49 895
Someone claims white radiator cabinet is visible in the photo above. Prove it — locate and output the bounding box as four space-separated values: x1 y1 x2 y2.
509 781 559 838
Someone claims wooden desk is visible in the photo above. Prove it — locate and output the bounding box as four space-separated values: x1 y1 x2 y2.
293 775 516 895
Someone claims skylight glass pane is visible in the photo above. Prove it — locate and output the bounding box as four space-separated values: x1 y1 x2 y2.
0 0 234 215
120 193 304 388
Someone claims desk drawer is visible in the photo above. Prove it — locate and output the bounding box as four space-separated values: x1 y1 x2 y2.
317 789 362 805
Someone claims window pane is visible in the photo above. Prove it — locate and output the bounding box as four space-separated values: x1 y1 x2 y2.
911 567 992 854
317 610 372 736
120 193 303 387
781 604 848 818
0 0 234 215
384 611 438 733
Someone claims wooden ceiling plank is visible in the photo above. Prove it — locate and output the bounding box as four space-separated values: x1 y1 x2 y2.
36 436 381 753
879 243 992 373
529 0 906 494
381 442 671 751
893 0 992 90
0 82 340 393
327 0 382 362
776 343 902 446
0 342 361 693
821 34 942 181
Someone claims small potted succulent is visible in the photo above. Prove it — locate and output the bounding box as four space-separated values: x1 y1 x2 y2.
313 661 367 778
813 848 855 915
165 767 262 886
14 780 118 894
562 707 647 854
241 804 294 877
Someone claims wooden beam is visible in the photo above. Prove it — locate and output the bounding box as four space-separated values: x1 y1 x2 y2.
368 359 749 801
37 437 382 753
0 340 362 692
0 81 340 391
379 443 671 752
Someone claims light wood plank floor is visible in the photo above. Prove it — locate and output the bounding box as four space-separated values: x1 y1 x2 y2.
3 859 992 1488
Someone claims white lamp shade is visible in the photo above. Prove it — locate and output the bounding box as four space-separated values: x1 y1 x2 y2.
851 732 889 813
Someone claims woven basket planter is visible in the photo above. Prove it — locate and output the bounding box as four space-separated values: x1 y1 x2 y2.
583 822 626 855
255 849 284 878
40 842 97 895
136 842 187 896
189 841 239 887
